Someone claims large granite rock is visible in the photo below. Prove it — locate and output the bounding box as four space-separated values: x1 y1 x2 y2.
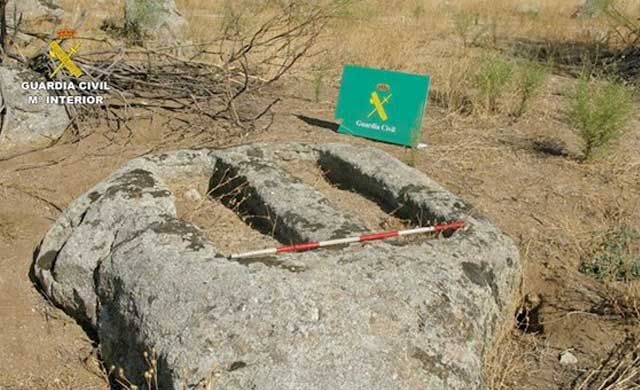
7 0 62 23
34 143 521 389
0 66 70 156
4 1 62 49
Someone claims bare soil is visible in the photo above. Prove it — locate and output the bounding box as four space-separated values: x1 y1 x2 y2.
0 135 151 389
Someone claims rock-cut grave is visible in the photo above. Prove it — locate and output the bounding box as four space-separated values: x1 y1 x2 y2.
34 142 520 389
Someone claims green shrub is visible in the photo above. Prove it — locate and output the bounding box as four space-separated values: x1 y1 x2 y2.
580 0 611 17
514 60 548 117
311 63 330 103
123 0 165 44
569 76 633 160
581 226 640 281
412 2 425 20
220 0 244 35
126 0 165 29
452 11 476 47
601 0 640 47
472 55 513 112
328 0 357 18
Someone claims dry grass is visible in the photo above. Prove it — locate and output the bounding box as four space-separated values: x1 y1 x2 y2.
40 0 640 123
579 204 640 322
168 174 280 256
483 327 548 390
576 341 640 390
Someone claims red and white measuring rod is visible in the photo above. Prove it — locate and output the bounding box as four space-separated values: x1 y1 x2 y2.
228 220 466 260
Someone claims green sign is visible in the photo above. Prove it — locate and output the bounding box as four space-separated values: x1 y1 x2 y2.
335 65 431 147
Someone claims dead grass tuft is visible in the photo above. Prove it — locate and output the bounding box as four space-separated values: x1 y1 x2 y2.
581 212 640 324
168 173 280 256
576 339 640 390
483 324 546 390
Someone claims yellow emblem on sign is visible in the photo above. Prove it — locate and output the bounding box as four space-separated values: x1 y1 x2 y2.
49 40 83 78
368 90 392 121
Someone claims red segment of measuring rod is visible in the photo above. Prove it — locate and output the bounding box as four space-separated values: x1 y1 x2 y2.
434 221 466 232
360 230 399 241
276 241 320 254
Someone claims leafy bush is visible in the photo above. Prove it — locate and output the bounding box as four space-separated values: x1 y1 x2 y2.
580 0 611 17
452 11 476 47
472 55 513 112
581 226 640 281
513 60 548 117
602 0 640 47
412 2 425 20
569 76 633 160
311 63 330 103
123 0 165 43
129 0 164 26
